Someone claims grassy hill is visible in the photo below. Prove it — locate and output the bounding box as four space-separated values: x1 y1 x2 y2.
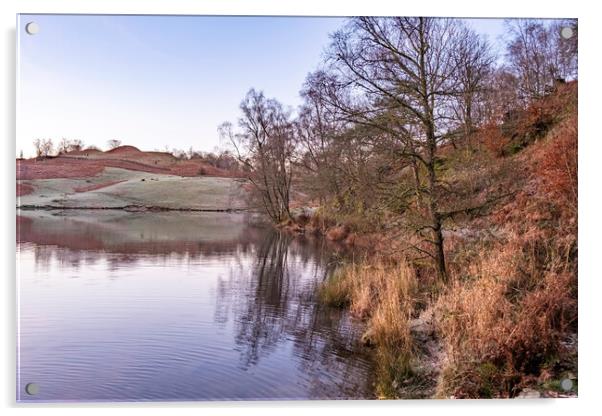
16 146 250 211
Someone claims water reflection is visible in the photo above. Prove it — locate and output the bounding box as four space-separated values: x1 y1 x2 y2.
17 211 374 401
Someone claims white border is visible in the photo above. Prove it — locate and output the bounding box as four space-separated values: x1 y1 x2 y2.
2 1 600 415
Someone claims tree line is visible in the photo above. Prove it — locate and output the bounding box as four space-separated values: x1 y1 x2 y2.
30 138 118 158
27 137 244 174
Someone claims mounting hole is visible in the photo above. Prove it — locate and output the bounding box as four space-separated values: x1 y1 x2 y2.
25 383 39 395
560 27 574 40
25 22 39 35
560 378 573 391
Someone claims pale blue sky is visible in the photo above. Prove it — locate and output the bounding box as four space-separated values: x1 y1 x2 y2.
17 15 507 157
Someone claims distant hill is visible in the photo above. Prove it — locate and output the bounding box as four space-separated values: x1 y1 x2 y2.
17 146 243 181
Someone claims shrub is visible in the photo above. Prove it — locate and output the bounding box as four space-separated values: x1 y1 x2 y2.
533 115 577 219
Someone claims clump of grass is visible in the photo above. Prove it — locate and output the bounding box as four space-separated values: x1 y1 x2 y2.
542 374 578 395
319 260 418 398
318 267 353 308
371 274 414 398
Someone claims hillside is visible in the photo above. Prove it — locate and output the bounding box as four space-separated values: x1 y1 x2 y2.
17 145 241 181
16 146 250 211
312 81 578 399
18 168 249 211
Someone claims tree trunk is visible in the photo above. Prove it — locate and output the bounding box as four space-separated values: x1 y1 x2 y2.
425 123 448 283
432 213 447 283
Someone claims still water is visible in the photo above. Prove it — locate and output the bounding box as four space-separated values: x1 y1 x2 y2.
16 211 374 402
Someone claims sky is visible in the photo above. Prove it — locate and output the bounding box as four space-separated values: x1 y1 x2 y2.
16 15 507 158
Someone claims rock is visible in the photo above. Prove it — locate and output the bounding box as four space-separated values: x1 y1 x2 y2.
516 388 541 399
410 308 434 340
361 327 376 347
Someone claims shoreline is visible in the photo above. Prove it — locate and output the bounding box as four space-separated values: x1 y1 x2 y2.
16 204 252 213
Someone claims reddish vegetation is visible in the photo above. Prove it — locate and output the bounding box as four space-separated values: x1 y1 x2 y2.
16 183 34 196
433 86 578 399
105 145 142 154
17 147 244 180
74 180 127 193
534 115 578 215
481 81 577 157
326 225 350 242
17 158 105 180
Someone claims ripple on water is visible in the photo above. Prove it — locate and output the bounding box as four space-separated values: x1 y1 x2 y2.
17 212 374 401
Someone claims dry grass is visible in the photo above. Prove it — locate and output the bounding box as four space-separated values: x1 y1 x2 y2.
318 267 353 308
319 260 418 398
325 225 350 242
17 147 245 181
435 242 576 397
433 109 578 398
533 115 578 219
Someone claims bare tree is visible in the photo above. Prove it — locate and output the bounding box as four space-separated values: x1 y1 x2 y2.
552 19 578 81
57 138 85 153
480 68 521 125
171 148 188 159
69 139 84 152
450 26 496 146
107 139 122 150
58 138 69 154
219 89 295 223
313 17 494 282
505 19 578 101
33 139 42 157
296 72 348 205
33 138 54 158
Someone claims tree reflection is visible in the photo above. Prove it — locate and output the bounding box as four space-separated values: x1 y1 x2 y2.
216 229 375 398
234 231 292 366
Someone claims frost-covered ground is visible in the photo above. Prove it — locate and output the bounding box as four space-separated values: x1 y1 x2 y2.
17 167 249 211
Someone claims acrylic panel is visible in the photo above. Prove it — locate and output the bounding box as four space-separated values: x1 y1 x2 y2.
16 14 578 402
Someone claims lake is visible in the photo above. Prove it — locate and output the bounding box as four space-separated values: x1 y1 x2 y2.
16 211 374 402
